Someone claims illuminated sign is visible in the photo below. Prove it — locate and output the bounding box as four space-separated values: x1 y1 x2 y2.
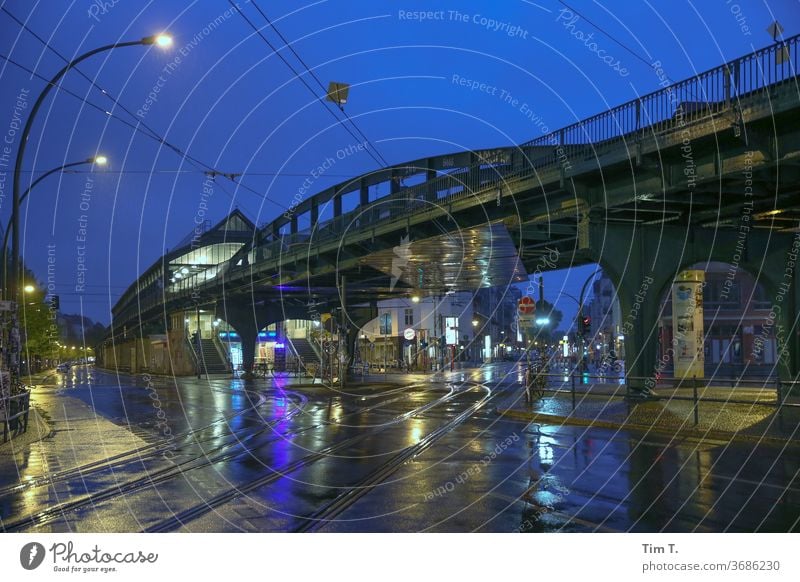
445 317 458 346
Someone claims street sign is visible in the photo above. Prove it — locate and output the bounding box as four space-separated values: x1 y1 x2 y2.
766 20 784 41
518 296 535 315
326 82 350 107
403 328 416 341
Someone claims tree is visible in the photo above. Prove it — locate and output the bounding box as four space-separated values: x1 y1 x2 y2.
18 269 60 369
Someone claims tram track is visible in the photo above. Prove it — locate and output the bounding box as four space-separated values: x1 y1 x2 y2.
294 384 493 532
3 381 463 532
0 387 282 498
144 383 484 532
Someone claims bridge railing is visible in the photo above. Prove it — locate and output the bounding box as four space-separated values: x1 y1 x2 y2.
118 35 799 313
249 162 528 256
238 38 799 273
524 34 799 160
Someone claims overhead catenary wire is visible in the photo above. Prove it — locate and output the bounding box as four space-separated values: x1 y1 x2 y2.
0 51 289 214
0 9 293 214
248 0 390 167
227 0 389 169
556 0 662 73
15 169 361 177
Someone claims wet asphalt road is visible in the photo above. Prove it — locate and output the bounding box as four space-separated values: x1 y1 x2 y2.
1 364 798 532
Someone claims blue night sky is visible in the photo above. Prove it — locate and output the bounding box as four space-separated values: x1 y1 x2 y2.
0 0 797 325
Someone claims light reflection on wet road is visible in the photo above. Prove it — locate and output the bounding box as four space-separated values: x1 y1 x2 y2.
0 365 798 532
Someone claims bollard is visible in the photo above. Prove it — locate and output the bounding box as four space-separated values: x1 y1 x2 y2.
692 376 699 426
23 393 29 434
571 371 576 410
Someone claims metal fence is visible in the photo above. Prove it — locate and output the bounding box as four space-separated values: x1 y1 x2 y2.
240 35 799 277
111 35 799 323
1 390 31 443
524 34 799 152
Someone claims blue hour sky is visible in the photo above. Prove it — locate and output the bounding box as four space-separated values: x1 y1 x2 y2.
0 0 797 325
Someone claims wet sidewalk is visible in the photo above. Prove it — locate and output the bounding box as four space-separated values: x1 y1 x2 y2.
0 369 151 490
496 379 800 446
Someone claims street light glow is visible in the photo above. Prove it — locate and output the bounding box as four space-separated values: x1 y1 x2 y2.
472 319 478 327
155 34 173 47
141 33 173 47
535 317 550 325
411 296 420 303
93 155 108 165
23 285 35 293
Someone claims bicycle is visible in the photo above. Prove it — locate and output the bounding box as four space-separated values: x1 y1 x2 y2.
525 361 547 403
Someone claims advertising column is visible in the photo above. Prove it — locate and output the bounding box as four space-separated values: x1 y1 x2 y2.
672 270 705 381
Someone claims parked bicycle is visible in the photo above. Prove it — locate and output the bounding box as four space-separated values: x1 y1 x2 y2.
524 353 548 403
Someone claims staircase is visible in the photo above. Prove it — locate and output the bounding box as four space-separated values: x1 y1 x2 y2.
199 339 229 374
289 337 319 366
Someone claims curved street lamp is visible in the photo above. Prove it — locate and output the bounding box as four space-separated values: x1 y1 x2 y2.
7 33 172 386
1 155 108 294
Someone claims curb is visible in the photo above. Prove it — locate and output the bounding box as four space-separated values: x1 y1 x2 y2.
496 407 800 448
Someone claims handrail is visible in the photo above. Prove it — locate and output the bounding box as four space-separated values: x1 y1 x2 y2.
231 37 799 279
259 34 799 246
1 390 31 443
109 35 800 325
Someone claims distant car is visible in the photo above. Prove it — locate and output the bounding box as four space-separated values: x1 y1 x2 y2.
57 362 71 372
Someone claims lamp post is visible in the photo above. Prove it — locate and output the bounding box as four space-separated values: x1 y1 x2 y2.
2 156 107 295
7 33 172 388
553 269 602 376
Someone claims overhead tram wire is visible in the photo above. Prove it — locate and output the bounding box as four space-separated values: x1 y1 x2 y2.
248 0 390 168
0 51 291 213
15 169 361 178
554 0 687 88
227 0 389 169
555 0 661 71
2 7 167 145
0 11 293 214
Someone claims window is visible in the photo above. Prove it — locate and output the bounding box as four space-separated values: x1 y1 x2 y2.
404 308 414 326
379 313 392 335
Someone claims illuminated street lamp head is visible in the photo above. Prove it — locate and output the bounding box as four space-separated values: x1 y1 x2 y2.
142 33 173 47
472 319 478 327
23 284 35 293
411 295 420 303
93 155 108 166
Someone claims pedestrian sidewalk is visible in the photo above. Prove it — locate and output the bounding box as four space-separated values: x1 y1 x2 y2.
496 381 800 447
0 369 151 489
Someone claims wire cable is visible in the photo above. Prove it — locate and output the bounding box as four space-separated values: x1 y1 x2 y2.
227 0 388 169
249 0 390 167
0 8 292 213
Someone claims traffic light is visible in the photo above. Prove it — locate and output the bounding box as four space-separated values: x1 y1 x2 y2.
577 314 591 336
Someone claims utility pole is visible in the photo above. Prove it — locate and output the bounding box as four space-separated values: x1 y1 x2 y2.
195 304 202 379
383 311 388 380
340 275 347 390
